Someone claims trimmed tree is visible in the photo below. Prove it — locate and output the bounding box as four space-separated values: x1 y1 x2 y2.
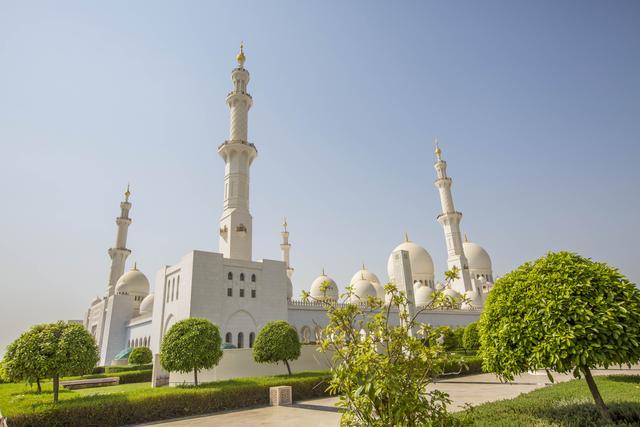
479 251 640 422
160 318 223 386
1 324 49 392
253 321 301 375
129 347 152 365
462 322 480 353
40 322 99 402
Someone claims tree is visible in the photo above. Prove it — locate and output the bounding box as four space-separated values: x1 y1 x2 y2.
479 251 640 422
462 322 480 353
252 321 301 375
1 324 49 393
160 318 223 386
38 322 98 403
303 279 468 426
128 347 152 365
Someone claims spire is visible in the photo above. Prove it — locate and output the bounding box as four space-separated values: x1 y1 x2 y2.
434 138 442 160
124 183 131 202
132 262 138 270
236 42 246 67
404 232 410 242
322 267 326 276
282 217 288 232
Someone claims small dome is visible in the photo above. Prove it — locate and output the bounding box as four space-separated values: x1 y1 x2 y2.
139 293 154 314
414 284 434 306
310 273 339 301
350 279 377 304
463 241 492 272
387 240 435 284
115 266 150 296
350 267 384 299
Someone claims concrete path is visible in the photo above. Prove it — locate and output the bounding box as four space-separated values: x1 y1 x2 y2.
144 367 640 426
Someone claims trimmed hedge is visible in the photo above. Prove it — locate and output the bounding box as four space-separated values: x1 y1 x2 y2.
440 355 483 377
8 372 331 427
81 370 152 384
105 364 152 374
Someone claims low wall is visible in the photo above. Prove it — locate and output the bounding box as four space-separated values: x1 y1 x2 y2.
169 345 332 386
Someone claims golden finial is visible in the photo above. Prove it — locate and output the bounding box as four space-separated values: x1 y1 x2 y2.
404 232 410 242
236 42 246 67
362 262 366 271
132 262 138 271
282 217 288 231
434 138 442 160
124 183 131 202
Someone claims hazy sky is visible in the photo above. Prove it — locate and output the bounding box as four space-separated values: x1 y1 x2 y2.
1 1 639 354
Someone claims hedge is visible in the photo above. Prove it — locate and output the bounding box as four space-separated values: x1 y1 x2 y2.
105 364 153 374
81 370 152 384
440 355 483 378
7 372 331 427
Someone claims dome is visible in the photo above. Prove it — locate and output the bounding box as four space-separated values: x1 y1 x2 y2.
350 279 378 304
115 266 150 296
414 284 434 306
139 293 154 314
463 241 492 272
387 240 435 284
461 290 484 310
350 267 384 299
310 273 339 301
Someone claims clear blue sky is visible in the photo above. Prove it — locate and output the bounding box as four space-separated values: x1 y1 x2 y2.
1 1 639 353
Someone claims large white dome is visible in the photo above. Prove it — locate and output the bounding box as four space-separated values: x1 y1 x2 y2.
310 273 339 301
115 267 150 296
463 241 492 272
350 267 384 298
139 293 154 314
350 279 378 304
387 240 435 283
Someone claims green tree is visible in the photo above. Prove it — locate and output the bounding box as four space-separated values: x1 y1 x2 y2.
160 318 223 386
303 279 468 426
1 324 49 392
252 321 301 375
479 251 640 422
129 347 152 365
39 322 99 403
462 322 480 353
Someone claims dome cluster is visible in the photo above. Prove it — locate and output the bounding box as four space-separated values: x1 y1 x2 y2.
115 265 150 296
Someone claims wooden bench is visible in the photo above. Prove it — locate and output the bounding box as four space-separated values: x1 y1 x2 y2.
61 377 120 390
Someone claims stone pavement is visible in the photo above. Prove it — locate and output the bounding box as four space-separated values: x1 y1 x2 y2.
144 367 640 426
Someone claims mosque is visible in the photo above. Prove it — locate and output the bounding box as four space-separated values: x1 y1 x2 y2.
83 45 494 367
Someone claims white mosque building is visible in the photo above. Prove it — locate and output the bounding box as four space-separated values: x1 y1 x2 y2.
84 45 494 367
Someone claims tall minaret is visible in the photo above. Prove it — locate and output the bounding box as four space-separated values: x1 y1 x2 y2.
106 185 132 296
433 142 472 294
280 218 294 279
218 43 257 261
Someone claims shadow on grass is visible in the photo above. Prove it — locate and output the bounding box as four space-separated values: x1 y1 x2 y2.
534 402 640 426
606 375 640 384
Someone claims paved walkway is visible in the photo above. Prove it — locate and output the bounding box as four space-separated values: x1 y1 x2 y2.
144 367 640 426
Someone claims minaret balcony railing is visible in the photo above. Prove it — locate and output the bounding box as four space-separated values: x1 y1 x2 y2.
218 140 258 152
226 91 252 99
437 211 463 220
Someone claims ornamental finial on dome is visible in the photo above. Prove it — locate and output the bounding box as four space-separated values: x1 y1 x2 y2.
434 138 442 160
322 267 326 276
132 262 138 271
282 217 288 231
404 232 410 242
236 42 246 67
125 183 131 202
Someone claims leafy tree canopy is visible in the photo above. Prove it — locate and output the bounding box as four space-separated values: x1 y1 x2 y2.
1 324 49 391
479 251 640 421
160 318 222 386
129 347 152 365
252 321 301 375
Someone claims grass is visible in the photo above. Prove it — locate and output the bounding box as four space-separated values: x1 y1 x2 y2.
0 370 330 420
464 375 640 426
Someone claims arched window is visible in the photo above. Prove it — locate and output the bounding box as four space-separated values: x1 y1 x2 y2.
240 273 245 282
249 332 255 348
228 272 233 280
225 332 232 343
237 332 244 348
251 274 256 282
301 326 311 344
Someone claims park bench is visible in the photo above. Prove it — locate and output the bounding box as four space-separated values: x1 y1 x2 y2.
61 377 119 390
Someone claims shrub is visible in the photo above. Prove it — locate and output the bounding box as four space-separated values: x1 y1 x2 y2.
1 324 50 393
92 366 106 375
253 321 301 375
453 327 465 350
129 347 152 365
160 318 223 386
80 369 152 384
462 322 480 352
105 364 152 373
479 251 640 423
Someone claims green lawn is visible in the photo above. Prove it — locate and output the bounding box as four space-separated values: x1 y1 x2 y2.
465 375 640 426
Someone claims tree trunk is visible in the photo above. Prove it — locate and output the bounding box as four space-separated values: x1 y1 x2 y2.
284 360 292 376
36 378 41 394
53 374 59 403
194 368 198 387
582 366 612 422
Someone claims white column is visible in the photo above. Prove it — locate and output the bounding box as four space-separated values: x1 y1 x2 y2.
218 44 257 261
280 218 294 279
106 186 132 296
433 143 472 293
392 250 416 337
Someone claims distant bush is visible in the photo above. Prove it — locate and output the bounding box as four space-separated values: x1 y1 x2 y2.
129 347 152 365
462 322 480 352
441 355 483 377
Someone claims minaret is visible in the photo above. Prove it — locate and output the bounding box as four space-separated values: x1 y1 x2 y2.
218 43 257 260
280 218 294 279
433 141 472 293
106 185 132 296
